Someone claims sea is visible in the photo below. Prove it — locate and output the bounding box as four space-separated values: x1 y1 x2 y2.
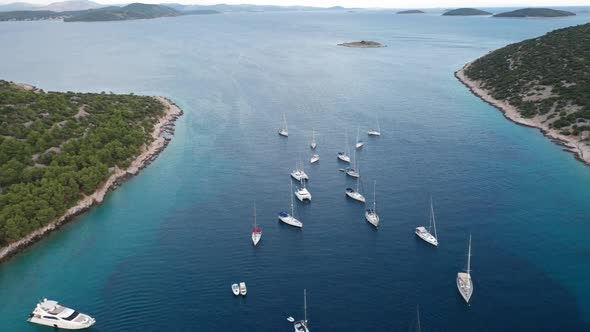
0 9 589 331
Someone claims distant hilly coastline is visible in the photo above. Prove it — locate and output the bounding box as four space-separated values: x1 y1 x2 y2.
397 10 425 14
494 8 576 18
0 2 220 22
443 8 492 16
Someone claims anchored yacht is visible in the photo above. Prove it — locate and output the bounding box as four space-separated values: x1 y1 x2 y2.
310 129 317 149
27 299 95 330
368 115 381 136
251 206 262 246
310 154 320 164
295 179 311 202
415 198 438 246
290 289 310 332
355 127 364 149
456 235 473 303
291 162 309 181
279 114 289 137
279 181 303 228
365 180 380 227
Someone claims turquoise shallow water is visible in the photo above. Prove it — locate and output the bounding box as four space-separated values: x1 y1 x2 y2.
1 10 590 331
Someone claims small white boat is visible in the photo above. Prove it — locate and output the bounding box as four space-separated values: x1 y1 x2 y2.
365 180 380 227
415 198 438 246
279 181 303 228
279 114 289 137
239 282 248 296
346 149 360 178
337 152 351 163
368 115 381 136
337 132 351 162
310 154 320 164
456 235 473 303
355 127 364 149
310 129 317 149
251 207 262 246
291 162 309 181
232 283 240 296
291 289 310 332
295 179 311 202
345 171 365 203
27 299 95 330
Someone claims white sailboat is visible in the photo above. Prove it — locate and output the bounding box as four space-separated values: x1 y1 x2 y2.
365 180 380 227
310 129 317 149
355 127 364 149
456 234 473 303
251 206 262 246
231 283 240 296
239 282 248 296
279 181 303 228
278 114 289 137
291 161 309 181
345 176 365 203
295 178 312 202
368 115 381 136
415 198 438 246
292 289 310 332
310 153 320 164
337 132 351 163
345 148 360 178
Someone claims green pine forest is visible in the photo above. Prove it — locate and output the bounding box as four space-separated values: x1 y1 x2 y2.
0 81 165 245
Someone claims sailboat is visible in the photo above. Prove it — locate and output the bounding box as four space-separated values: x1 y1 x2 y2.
345 176 365 203
415 198 438 246
337 132 351 163
310 129 317 149
456 234 473 303
251 206 262 246
292 289 310 332
310 153 320 164
279 181 303 228
291 161 309 181
355 127 364 149
368 115 381 136
365 180 380 227
345 148 359 178
295 178 312 202
278 114 289 137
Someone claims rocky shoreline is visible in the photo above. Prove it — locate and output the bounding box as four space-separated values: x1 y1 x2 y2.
0 95 183 263
455 63 590 166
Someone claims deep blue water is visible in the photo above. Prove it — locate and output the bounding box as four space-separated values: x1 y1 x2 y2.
1 10 590 331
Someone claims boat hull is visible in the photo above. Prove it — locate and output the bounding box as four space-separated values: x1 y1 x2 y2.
367 131 381 136
28 316 95 330
456 273 473 303
415 227 438 246
310 155 319 164
365 211 379 227
345 191 365 203
252 232 262 246
279 215 303 228
337 154 351 163
279 130 288 137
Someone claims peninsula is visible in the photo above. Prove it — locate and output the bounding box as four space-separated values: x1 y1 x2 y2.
397 10 425 14
443 8 492 16
337 40 385 48
0 81 183 262
456 23 590 165
494 8 575 18
0 2 219 22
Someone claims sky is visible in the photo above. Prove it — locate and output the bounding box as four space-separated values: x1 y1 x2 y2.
2 0 589 7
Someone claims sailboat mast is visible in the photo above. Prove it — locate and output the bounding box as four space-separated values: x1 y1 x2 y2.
417 305 421 332
290 181 294 216
467 234 472 275
253 205 257 229
373 180 377 211
431 197 437 239
284 114 288 131
304 289 307 323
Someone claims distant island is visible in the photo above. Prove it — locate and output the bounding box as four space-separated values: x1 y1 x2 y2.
397 10 424 14
337 40 385 48
0 2 220 22
456 23 590 166
494 8 575 18
443 8 492 16
0 80 182 261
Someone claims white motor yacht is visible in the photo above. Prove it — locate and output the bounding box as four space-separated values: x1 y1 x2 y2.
232 283 240 296
27 299 95 330
239 282 248 296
